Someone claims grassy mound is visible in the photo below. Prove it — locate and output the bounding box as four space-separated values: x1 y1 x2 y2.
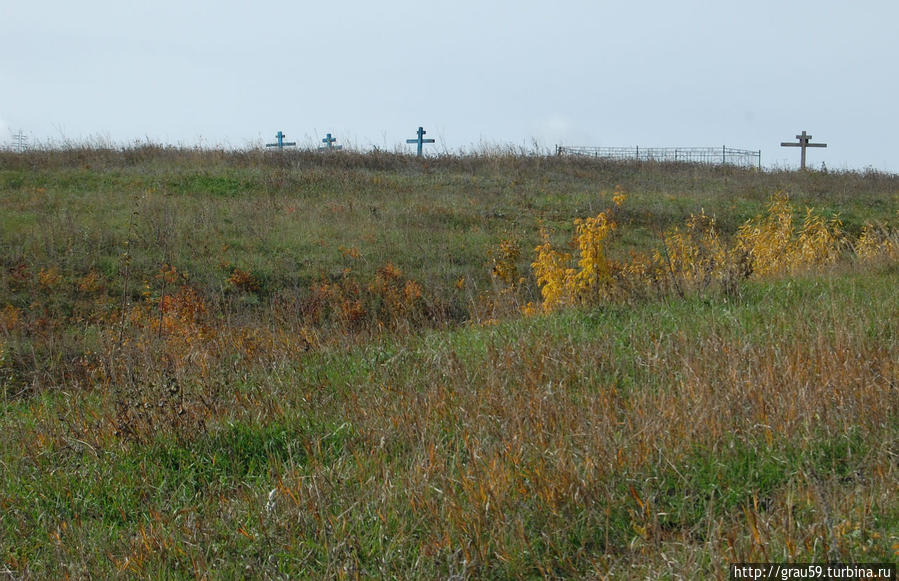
1 146 897 577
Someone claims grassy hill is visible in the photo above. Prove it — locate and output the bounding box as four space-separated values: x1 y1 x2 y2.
1 146 897 578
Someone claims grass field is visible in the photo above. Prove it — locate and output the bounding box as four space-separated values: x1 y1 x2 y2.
1 146 897 578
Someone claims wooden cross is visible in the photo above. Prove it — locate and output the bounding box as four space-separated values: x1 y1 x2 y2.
406 126 435 157
320 133 342 150
780 130 826 170
266 131 297 150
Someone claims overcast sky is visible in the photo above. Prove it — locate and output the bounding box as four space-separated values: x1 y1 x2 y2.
2 1 897 172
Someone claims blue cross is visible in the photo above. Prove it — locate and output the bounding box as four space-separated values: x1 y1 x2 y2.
406 126 435 157
320 133 342 150
266 131 297 149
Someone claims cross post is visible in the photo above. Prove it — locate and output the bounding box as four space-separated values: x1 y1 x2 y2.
406 126 435 157
320 133 342 151
780 130 826 170
266 131 297 150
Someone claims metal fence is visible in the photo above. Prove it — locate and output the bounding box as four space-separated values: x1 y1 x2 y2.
557 145 761 169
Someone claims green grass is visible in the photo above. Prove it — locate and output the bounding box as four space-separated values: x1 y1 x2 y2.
3 148 896 296
1 146 898 577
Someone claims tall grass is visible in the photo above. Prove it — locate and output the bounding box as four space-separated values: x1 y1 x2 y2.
0 146 897 577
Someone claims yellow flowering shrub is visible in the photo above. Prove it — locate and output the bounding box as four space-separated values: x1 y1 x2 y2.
532 208 620 311
855 222 899 260
795 208 844 267
612 185 627 208
735 192 796 277
531 192 868 312
736 193 846 277
532 226 575 311
572 212 617 298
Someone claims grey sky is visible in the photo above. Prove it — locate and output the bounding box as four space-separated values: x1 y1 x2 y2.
2 1 897 172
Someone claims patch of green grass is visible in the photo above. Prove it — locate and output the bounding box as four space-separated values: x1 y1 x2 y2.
644 428 868 537
145 417 350 487
164 171 259 198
